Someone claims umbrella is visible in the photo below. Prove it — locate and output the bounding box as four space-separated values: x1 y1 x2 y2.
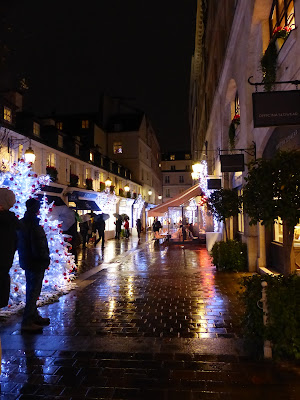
95 213 110 222
50 205 76 231
102 213 110 221
121 213 130 221
113 213 121 218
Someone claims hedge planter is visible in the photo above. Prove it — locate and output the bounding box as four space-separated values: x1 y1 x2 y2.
70 174 79 187
241 274 300 360
211 240 248 272
46 166 58 182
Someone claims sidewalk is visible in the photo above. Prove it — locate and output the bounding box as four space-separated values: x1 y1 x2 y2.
1 237 300 399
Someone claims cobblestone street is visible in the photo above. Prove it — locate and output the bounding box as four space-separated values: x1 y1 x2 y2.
1 235 300 399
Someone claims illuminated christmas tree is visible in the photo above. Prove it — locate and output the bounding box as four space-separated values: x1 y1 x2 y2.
0 160 76 313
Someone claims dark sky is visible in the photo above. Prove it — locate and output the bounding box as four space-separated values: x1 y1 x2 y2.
1 1 197 152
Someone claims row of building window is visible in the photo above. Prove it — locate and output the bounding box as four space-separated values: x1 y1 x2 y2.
164 176 185 183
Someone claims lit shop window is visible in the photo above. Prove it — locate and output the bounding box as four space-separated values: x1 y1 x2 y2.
33 122 40 137
113 142 123 154
47 153 56 167
4 106 12 123
82 119 89 129
274 217 300 245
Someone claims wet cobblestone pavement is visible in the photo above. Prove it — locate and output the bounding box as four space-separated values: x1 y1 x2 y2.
1 235 300 399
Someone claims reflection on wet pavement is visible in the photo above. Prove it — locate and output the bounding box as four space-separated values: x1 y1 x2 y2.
1 238 300 399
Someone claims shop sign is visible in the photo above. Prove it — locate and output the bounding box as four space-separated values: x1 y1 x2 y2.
220 154 244 172
253 91 300 127
207 179 222 190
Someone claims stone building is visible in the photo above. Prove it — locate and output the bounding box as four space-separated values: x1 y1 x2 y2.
190 0 299 273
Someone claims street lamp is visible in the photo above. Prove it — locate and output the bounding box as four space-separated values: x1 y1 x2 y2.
148 190 152 195
158 195 162 200
105 177 112 187
124 184 130 192
191 162 202 180
24 146 36 164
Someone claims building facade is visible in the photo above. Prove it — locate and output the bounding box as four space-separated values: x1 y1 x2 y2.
161 152 193 203
190 0 299 274
0 91 146 237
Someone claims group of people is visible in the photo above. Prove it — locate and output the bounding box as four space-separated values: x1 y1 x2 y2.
0 188 51 333
79 212 105 249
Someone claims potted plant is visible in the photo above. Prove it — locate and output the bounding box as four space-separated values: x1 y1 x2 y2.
70 173 79 187
86 178 93 190
119 188 124 197
133 192 137 199
261 26 292 91
100 181 105 192
110 185 115 194
46 166 58 182
126 191 131 198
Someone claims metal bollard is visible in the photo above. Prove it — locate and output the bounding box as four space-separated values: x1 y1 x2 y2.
261 281 272 359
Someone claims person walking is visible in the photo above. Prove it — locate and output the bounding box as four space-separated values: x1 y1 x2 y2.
0 188 19 308
94 213 105 249
124 218 130 238
17 198 50 333
136 218 142 239
114 216 122 239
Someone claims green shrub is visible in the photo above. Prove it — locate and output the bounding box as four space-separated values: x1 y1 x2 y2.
241 274 300 359
211 240 248 272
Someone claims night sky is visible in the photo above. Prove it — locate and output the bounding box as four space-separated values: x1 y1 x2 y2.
1 1 197 152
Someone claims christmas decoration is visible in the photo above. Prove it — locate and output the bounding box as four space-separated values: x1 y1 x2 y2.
0 160 76 316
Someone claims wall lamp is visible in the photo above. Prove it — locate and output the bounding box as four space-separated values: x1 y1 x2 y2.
105 177 112 186
8 137 36 164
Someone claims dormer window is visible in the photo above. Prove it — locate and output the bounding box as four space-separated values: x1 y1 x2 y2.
89 152 94 162
82 119 89 129
113 142 123 154
56 122 63 130
33 122 40 137
75 144 80 156
170 154 175 161
3 106 12 123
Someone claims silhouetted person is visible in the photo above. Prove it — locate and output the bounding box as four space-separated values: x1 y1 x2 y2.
17 198 50 333
136 218 142 239
0 189 19 308
115 216 122 239
95 214 105 249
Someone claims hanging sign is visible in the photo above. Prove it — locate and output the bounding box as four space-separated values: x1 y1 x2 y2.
220 154 244 172
253 91 300 127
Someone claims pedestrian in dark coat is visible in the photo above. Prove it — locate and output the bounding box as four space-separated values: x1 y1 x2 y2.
17 198 50 332
94 214 105 248
136 218 142 239
0 188 19 308
114 216 122 239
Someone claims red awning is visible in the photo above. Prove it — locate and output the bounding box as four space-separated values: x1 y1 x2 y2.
148 184 203 217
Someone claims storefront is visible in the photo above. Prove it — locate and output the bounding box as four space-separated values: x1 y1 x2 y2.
148 184 204 242
263 126 300 272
